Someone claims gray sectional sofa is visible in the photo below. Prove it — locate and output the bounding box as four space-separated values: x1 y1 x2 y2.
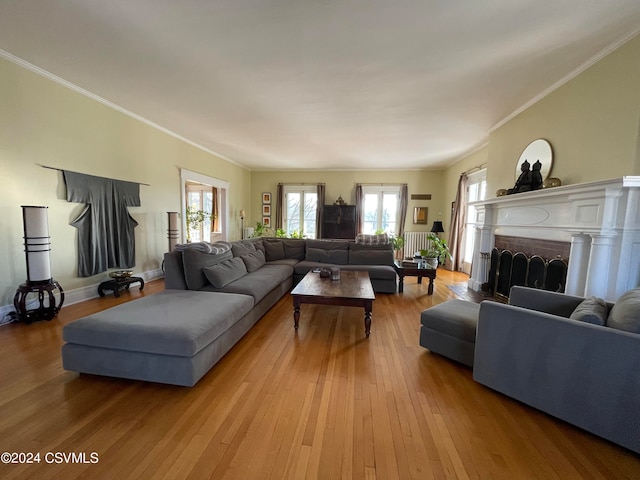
62 237 396 386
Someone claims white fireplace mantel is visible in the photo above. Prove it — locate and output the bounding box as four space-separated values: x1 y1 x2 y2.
468 176 640 301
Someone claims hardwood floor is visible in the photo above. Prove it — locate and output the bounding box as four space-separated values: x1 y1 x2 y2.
0 271 638 479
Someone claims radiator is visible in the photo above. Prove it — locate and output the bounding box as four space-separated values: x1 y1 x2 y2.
404 231 431 258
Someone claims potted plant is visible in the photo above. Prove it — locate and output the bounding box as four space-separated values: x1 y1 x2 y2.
185 206 209 242
420 233 451 268
391 235 405 260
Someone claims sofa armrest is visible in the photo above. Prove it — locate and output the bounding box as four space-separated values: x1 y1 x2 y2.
508 286 585 317
474 301 640 453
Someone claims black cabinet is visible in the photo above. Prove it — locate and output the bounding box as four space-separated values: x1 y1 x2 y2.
321 205 357 239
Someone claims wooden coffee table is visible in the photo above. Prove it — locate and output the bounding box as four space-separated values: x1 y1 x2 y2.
291 270 375 337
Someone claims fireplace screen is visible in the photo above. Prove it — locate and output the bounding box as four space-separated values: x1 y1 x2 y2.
487 248 568 302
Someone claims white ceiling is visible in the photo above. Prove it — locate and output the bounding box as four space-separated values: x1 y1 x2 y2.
2 1 640 171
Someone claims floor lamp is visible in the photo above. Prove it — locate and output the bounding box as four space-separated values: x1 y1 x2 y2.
13 206 64 323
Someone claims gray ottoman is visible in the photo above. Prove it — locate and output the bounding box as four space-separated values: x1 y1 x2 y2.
420 299 480 367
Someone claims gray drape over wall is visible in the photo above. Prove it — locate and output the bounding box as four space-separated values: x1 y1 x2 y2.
63 171 141 277
448 174 468 272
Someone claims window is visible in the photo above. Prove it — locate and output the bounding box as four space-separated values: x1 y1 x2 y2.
283 185 318 238
361 185 401 234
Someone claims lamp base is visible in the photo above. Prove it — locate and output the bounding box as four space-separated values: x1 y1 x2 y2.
13 280 65 324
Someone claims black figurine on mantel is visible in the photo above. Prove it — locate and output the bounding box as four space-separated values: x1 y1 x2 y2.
507 159 543 195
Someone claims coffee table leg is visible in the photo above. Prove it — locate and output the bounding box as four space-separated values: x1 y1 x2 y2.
293 298 300 330
428 277 434 295
364 301 372 337
398 275 404 293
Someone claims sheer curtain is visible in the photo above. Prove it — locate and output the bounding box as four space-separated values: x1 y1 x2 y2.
398 184 408 236
355 184 363 234
316 183 325 238
448 174 468 271
275 183 284 230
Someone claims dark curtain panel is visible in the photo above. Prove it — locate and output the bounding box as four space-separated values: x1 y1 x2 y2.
355 184 363 234
316 183 325 239
398 184 408 236
448 174 469 271
275 183 284 230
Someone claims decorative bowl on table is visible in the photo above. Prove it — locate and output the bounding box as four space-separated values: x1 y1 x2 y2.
109 270 133 279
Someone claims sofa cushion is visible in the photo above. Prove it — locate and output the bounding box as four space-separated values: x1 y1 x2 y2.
203 257 247 288
348 243 393 265
280 239 306 260
264 240 286 261
214 264 293 303
241 250 266 272
232 240 257 257
306 247 348 264
569 296 608 325
607 288 640 333
182 249 233 290
62 290 254 357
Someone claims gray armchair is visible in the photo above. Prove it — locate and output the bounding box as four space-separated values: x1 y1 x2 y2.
473 286 640 454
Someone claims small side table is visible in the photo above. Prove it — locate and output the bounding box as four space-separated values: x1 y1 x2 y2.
394 260 437 294
13 280 65 323
98 276 145 298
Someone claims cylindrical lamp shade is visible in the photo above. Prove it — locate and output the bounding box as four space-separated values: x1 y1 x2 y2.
168 212 180 251
22 206 52 283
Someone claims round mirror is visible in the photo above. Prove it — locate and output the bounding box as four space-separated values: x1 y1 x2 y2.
515 139 553 181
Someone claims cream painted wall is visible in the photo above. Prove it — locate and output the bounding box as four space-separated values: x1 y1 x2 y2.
251 169 447 235
0 57 251 307
440 34 639 273
486 33 640 195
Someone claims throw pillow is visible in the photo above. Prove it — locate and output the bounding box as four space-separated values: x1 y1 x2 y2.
241 250 266 272
569 296 608 326
182 249 233 290
203 257 247 288
355 233 390 245
232 240 257 257
607 288 640 334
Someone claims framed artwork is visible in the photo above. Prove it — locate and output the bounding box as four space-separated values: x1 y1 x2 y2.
413 207 428 225
262 216 271 227
262 204 271 216
262 192 271 204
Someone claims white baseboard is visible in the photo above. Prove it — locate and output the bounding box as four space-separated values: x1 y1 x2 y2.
0 269 164 319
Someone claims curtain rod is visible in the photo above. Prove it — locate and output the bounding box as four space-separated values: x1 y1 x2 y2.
461 164 487 176
277 182 325 186
38 164 151 186
355 182 407 186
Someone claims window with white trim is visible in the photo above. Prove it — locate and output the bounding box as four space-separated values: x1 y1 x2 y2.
361 185 401 234
283 185 318 238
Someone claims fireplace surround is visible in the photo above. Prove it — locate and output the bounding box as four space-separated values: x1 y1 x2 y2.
468 177 640 302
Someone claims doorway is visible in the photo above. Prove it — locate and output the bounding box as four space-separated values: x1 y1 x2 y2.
180 169 229 243
461 169 487 275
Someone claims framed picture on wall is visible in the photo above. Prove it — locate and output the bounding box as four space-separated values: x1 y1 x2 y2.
262 192 271 204
413 207 428 225
262 216 271 227
262 204 271 216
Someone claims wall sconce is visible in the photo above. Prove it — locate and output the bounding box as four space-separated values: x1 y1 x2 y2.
240 209 246 239
167 211 179 251
13 206 64 323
